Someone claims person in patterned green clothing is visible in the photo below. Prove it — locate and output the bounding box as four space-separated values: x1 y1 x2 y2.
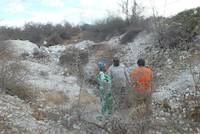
97 60 112 116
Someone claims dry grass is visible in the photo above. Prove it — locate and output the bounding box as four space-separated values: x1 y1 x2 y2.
40 90 69 105
5 84 35 101
0 51 13 60
79 90 96 105
31 104 45 121
31 90 70 121
129 102 146 120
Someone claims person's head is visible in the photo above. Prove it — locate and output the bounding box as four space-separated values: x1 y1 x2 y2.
137 59 145 67
113 56 120 67
98 61 106 72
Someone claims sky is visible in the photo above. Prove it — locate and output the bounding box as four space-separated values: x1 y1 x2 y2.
0 0 199 27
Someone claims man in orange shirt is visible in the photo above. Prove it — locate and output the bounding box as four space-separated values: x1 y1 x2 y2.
130 59 153 116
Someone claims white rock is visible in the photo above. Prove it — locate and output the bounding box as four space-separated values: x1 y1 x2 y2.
0 40 40 58
74 40 94 50
167 59 173 64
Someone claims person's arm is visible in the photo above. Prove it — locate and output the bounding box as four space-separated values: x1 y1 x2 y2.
124 66 131 84
150 70 154 91
130 69 137 88
107 66 113 80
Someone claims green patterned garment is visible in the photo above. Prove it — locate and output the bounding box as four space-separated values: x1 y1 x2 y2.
97 71 112 116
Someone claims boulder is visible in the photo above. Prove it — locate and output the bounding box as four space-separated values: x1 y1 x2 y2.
0 40 40 58
83 61 98 84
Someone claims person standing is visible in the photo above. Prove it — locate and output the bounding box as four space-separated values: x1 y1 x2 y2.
97 60 112 116
130 59 153 116
108 56 130 110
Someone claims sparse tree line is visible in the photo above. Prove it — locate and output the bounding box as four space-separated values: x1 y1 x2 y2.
0 0 146 46
0 22 80 46
0 1 199 50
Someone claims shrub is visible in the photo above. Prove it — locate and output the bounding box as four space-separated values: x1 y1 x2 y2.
0 21 77 45
5 84 35 101
0 59 35 101
59 50 77 65
0 27 23 41
46 34 63 46
59 48 89 65
80 24 91 31
23 22 44 43
83 16 127 42
171 7 200 34
40 90 69 105
0 61 25 87
156 21 191 49
120 28 143 44
60 31 71 40
154 7 200 49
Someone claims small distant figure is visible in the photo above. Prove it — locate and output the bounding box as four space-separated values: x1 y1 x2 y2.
108 56 130 110
130 59 153 117
97 60 112 116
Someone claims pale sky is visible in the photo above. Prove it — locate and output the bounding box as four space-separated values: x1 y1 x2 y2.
0 0 199 27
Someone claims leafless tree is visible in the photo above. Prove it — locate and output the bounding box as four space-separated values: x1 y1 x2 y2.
120 0 130 24
119 0 142 25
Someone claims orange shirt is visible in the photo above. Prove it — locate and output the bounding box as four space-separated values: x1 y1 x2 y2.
131 67 153 93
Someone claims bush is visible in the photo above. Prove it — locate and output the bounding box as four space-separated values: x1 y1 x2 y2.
154 7 200 49
5 84 35 101
59 48 89 65
0 27 23 41
0 14 146 44
82 14 147 42
171 7 200 34
120 28 143 44
46 34 63 46
41 90 69 105
0 21 78 45
80 24 91 31
60 31 71 40
23 22 44 43
0 14 145 44
83 16 127 42
156 22 191 49
0 61 25 87
0 59 35 101
59 50 77 65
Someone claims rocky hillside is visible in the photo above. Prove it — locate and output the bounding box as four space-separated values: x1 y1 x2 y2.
0 28 199 133
0 7 200 134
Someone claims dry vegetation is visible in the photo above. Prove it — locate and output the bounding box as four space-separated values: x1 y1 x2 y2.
39 90 69 105
153 7 200 50
0 2 199 133
0 0 145 45
0 22 80 46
